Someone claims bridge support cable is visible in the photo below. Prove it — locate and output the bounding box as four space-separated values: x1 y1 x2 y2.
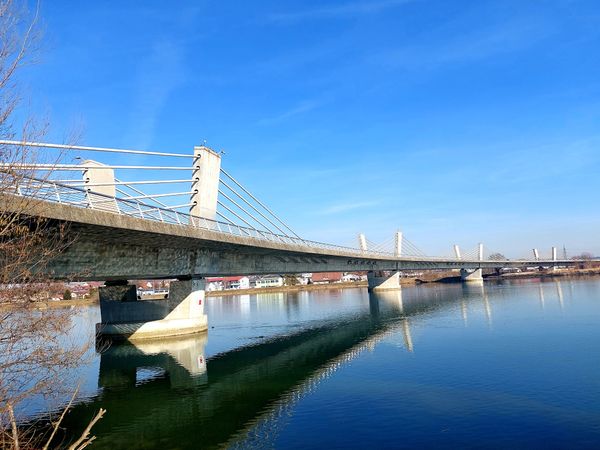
360 233 429 258
364 237 396 256
402 237 427 257
215 211 252 233
217 189 279 235
219 179 293 238
0 164 192 170
115 181 172 209
219 168 302 240
54 179 191 187
0 140 195 159
461 250 479 261
215 201 289 242
217 200 269 236
111 179 196 219
114 191 194 201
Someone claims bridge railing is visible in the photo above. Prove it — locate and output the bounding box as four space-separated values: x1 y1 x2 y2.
9 176 400 258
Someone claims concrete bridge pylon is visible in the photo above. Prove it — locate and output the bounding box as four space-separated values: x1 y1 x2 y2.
454 244 461 260
358 233 367 252
395 231 403 257
82 160 118 212
190 145 221 221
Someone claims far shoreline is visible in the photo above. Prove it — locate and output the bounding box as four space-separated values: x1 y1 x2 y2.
4 267 598 309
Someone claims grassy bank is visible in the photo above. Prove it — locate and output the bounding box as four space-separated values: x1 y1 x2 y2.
0 297 99 312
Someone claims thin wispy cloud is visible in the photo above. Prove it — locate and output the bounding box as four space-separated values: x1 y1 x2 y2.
482 135 600 185
320 200 381 215
375 17 553 69
126 39 186 149
267 0 415 23
257 99 323 125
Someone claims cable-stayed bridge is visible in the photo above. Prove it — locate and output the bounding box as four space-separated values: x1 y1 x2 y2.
0 140 585 339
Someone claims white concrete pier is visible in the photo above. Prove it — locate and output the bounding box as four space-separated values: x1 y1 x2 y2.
460 268 483 282
367 270 401 291
97 278 208 340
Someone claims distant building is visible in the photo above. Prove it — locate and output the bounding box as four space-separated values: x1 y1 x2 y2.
342 273 364 282
311 272 343 284
206 279 223 291
206 276 250 291
297 273 312 285
64 282 99 298
254 275 284 288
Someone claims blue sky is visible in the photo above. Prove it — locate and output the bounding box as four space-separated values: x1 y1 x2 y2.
16 0 600 257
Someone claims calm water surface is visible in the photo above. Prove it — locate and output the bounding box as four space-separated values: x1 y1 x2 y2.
42 278 600 448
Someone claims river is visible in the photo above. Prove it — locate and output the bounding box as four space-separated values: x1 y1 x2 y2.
26 277 600 448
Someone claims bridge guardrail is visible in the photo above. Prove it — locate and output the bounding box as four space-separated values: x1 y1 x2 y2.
10 177 404 259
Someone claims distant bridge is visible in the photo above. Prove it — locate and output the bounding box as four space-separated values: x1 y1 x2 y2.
0 140 585 339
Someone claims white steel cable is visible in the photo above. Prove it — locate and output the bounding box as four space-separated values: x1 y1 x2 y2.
56 179 190 186
220 168 301 239
217 200 260 231
218 189 274 233
1 164 191 170
0 140 194 158
220 178 292 238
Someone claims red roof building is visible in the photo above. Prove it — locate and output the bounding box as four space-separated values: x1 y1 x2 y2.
311 272 343 283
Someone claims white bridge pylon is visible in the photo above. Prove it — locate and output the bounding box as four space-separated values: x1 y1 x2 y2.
358 233 492 262
357 231 429 258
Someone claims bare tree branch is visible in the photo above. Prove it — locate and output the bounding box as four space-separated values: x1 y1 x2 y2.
0 1 105 448
66 409 106 450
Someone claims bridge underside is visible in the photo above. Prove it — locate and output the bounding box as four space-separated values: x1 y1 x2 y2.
49 227 466 281
2 196 573 281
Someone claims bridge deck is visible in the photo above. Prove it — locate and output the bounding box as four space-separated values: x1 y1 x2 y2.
1 194 574 281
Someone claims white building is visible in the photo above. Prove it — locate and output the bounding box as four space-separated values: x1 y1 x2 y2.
254 275 284 288
206 276 250 291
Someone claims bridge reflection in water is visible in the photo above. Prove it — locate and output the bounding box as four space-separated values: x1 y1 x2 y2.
57 281 565 449
98 334 208 390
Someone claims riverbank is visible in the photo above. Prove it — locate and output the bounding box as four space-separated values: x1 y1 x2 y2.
209 268 600 296
37 297 99 309
420 267 600 284
492 267 600 279
5 268 599 308
206 281 368 297
0 296 99 312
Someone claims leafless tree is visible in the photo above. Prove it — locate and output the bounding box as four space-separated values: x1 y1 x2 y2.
0 1 103 448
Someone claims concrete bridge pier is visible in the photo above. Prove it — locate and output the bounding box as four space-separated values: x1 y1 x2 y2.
96 278 208 341
460 268 483 282
367 270 401 291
